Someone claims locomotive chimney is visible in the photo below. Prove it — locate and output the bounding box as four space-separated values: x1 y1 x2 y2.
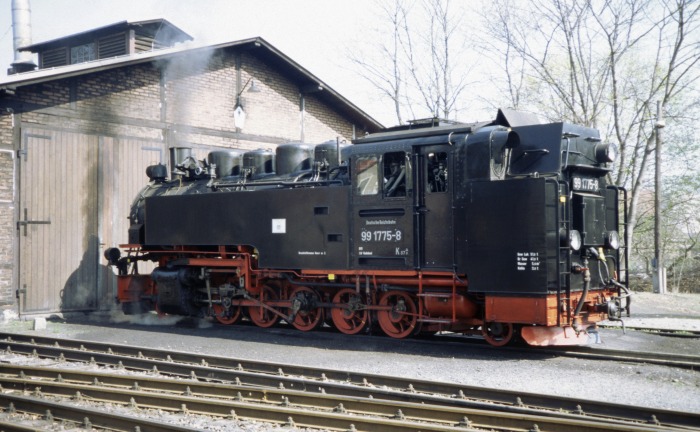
8 0 37 74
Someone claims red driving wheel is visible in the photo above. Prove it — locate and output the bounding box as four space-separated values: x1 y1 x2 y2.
288 286 323 331
248 285 280 328
377 290 417 338
211 302 241 325
331 288 367 335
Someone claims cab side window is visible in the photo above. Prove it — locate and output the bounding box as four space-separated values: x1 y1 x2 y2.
355 155 379 195
427 152 448 193
383 151 408 198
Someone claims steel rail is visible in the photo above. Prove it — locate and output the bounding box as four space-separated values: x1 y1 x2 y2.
0 392 195 432
540 346 700 369
0 332 698 430
426 333 700 369
428 333 700 369
0 367 669 432
596 325 700 338
1 358 577 429
0 419 47 432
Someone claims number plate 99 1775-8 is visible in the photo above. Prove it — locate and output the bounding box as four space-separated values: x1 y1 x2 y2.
572 176 600 192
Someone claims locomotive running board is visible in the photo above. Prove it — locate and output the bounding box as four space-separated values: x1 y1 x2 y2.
521 326 591 346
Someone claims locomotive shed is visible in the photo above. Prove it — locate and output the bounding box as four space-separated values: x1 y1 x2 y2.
0 18 382 318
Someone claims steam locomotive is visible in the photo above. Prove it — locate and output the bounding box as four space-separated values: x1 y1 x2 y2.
105 109 630 346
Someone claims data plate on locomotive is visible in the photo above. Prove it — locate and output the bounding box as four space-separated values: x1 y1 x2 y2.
572 176 600 192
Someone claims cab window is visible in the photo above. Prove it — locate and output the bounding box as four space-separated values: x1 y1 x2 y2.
383 151 408 198
355 155 379 195
427 152 448 193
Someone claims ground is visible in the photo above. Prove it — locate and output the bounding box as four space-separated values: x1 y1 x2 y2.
1 291 699 417
607 291 700 331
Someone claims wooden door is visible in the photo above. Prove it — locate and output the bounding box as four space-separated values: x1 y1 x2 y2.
18 128 166 316
18 128 99 314
99 137 164 306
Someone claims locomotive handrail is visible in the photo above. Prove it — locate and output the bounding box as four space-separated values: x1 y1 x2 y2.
606 184 630 312
352 124 475 145
560 178 572 327
212 179 345 189
545 177 566 327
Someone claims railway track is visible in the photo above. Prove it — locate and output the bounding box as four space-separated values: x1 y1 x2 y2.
597 324 700 338
541 345 700 369
0 331 697 431
0 363 665 432
0 391 196 432
393 327 700 370
426 331 700 369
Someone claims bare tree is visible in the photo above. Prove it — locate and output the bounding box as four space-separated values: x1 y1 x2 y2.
406 0 469 119
478 0 528 110
348 1 410 124
482 0 700 284
349 0 472 124
350 0 699 288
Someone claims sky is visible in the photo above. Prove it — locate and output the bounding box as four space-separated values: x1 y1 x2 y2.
0 0 400 125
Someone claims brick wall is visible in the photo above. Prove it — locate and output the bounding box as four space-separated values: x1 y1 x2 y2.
0 45 371 307
304 91 355 144
78 65 162 122
0 114 15 306
243 54 308 141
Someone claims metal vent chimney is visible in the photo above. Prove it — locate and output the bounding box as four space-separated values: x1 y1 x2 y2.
9 0 36 74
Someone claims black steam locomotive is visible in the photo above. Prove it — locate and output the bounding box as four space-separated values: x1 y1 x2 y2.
106 109 630 346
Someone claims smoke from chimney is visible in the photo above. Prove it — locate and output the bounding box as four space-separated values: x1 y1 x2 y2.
9 0 37 74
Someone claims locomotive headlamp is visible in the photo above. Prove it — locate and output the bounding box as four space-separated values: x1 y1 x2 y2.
595 142 617 163
103 247 121 266
605 230 620 250
569 230 582 251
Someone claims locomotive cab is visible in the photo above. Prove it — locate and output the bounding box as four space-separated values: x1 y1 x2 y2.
350 144 415 269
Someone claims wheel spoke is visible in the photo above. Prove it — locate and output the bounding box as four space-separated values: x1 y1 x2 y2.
248 286 280 328
288 286 322 331
211 303 241 325
377 290 417 339
331 288 367 335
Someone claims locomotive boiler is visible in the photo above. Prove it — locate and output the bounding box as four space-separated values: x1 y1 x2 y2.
105 109 630 346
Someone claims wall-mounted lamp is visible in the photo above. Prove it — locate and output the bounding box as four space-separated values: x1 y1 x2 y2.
247 79 261 93
234 77 261 130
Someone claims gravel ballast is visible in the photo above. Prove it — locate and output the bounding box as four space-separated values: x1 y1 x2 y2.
1 291 698 423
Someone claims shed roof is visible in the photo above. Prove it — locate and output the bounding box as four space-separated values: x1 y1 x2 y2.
19 19 193 52
1 36 383 131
